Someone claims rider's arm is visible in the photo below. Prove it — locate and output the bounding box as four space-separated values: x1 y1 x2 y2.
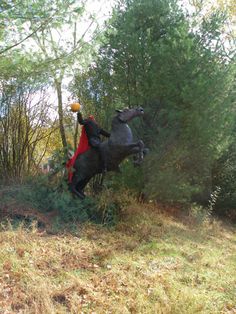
100 128 110 137
77 112 85 125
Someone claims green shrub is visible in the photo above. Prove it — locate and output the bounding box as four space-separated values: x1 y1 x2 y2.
188 203 211 225
1 175 134 226
213 143 236 220
21 176 102 223
107 160 145 196
96 187 135 226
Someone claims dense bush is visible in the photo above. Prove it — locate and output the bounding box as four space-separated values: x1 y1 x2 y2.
213 142 236 220
0 175 135 226
104 160 145 196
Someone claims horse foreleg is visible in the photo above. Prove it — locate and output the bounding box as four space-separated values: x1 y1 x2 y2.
128 140 144 163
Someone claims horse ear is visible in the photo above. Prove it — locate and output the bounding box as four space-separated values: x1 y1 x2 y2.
115 109 122 113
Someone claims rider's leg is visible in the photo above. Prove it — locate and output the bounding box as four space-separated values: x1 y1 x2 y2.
89 138 107 173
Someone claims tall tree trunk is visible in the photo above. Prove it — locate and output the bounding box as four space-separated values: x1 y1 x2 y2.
55 79 67 149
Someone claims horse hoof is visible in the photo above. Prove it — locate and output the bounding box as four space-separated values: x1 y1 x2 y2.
133 160 141 167
143 148 149 155
102 168 107 175
75 190 86 199
69 185 85 199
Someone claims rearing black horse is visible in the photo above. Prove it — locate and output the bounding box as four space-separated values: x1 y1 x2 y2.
70 107 146 198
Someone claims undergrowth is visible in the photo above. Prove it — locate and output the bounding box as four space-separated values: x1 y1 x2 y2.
0 175 134 227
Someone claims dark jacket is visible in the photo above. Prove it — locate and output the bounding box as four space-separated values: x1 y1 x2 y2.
77 112 110 145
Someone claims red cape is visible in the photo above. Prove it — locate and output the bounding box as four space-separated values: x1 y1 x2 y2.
66 126 90 183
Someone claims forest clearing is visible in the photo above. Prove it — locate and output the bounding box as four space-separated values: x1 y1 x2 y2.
0 201 235 314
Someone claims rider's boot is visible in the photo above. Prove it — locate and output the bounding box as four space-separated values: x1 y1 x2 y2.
74 188 85 199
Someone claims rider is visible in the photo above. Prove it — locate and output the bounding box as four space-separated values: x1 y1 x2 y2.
77 111 110 173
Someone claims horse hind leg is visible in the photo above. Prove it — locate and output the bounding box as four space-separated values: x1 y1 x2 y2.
69 173 86 199
76 177 91 196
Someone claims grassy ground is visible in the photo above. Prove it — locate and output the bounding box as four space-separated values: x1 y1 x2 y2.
0 204 235 314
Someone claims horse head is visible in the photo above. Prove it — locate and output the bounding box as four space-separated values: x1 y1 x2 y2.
115 107 144 123
110 107 144 144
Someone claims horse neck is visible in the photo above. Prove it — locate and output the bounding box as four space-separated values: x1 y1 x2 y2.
109 118 133 144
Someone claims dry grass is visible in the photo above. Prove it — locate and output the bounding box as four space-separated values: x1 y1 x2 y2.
0 204 235 313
